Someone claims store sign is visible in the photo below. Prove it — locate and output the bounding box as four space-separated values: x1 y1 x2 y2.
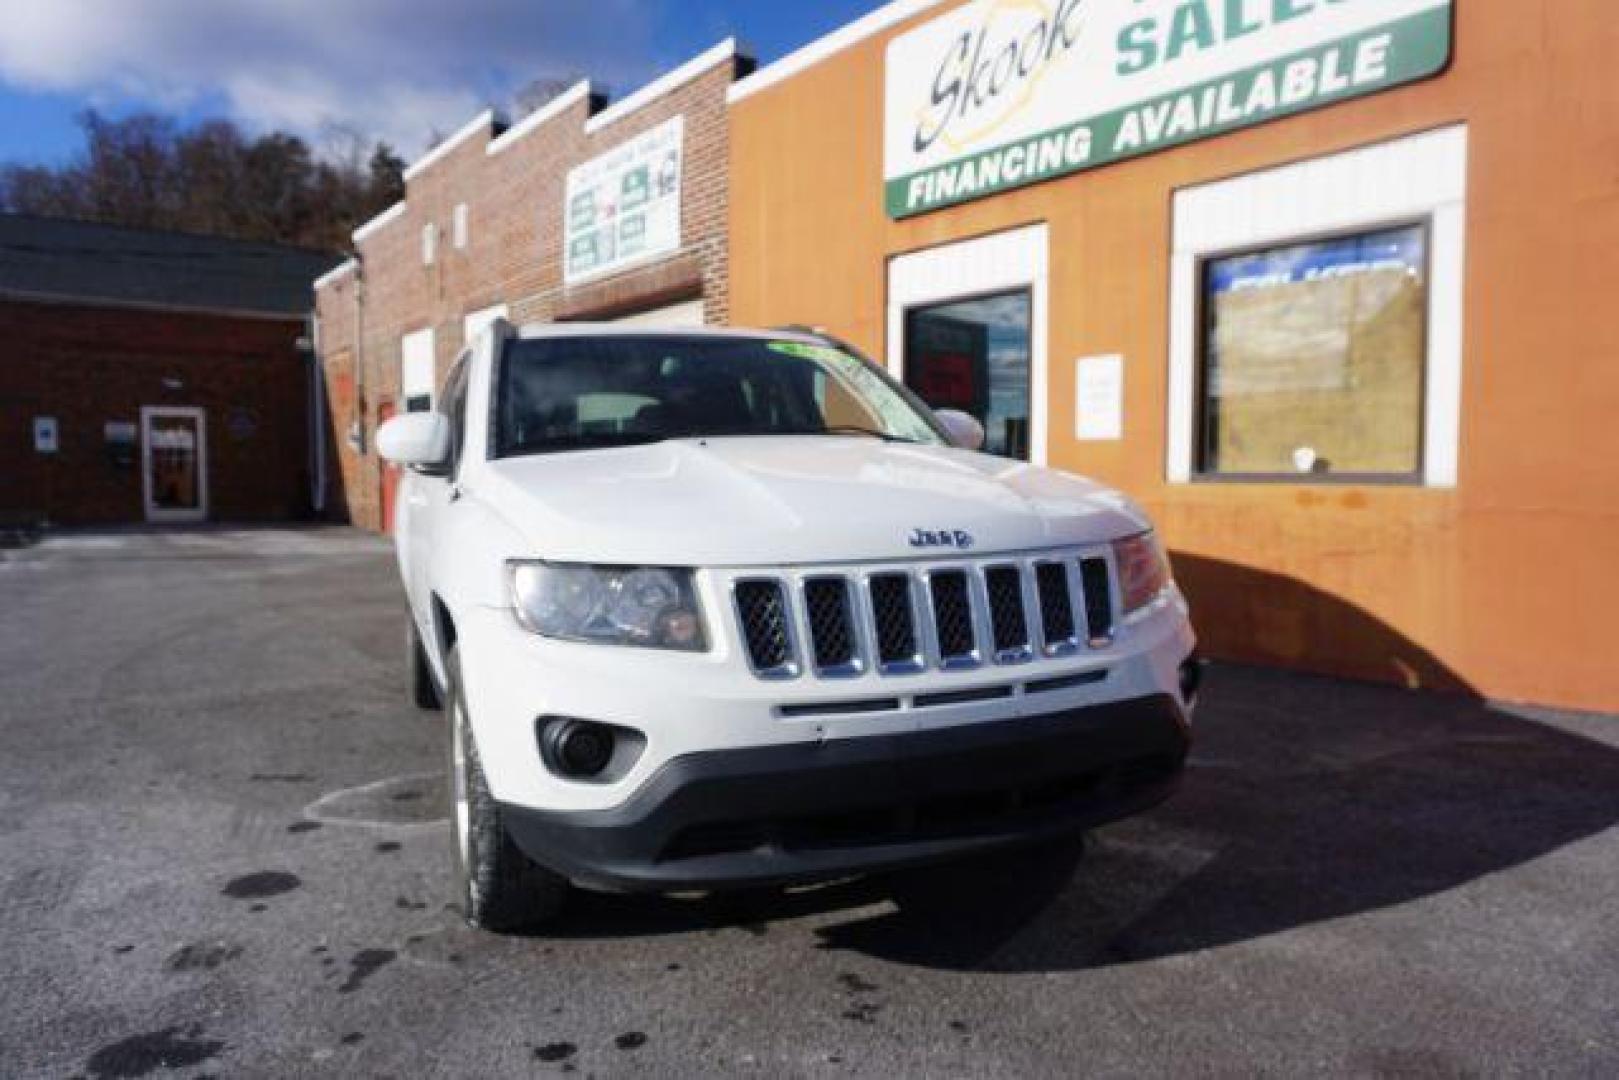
884 0 1454 218
563 116 684 284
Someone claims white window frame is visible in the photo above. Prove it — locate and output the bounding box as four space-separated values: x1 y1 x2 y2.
452 203 469 250
421 222 437 266
1168 125 1469 487
401 328 437 412
886 223 1049 465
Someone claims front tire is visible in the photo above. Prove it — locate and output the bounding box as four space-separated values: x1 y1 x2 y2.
445 646 568 931
409 617 443 711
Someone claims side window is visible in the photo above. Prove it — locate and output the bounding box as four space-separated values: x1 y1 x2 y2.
439 353 471 476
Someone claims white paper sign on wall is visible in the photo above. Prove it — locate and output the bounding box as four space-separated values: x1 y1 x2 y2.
33 416 59 454
1075 355 1124 442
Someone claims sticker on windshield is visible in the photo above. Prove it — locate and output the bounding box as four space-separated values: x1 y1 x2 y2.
767 341 850 365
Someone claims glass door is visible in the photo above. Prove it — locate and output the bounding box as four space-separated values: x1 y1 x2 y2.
141 407 208 523
903 290 1033 460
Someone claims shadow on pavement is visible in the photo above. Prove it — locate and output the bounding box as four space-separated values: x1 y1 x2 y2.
536 563 1619 974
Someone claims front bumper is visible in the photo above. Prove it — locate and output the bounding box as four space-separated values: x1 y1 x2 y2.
499 692 1189 892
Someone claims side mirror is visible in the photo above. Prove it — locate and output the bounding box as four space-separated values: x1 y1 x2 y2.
377 413 450 468
935 409 986 452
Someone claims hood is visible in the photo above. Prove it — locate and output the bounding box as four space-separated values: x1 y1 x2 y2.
473 436 1149 567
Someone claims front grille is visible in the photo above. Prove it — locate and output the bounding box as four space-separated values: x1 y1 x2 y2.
1080 557 1114 645
730 548 1117 681
1036 562 1077 650
984 566 1029 658
735 580 792 673
869 573 918 668
929 571 976 662
803 577 856 672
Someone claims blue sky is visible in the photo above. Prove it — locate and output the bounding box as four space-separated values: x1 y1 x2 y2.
0 0 885 167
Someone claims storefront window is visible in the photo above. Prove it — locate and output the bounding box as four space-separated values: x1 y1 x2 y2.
1199 223 1428 480
904 290 1032 459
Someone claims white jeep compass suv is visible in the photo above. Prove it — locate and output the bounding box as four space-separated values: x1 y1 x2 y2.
377 322 1198 931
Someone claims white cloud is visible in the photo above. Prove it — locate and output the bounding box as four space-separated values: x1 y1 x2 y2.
0 0 659 155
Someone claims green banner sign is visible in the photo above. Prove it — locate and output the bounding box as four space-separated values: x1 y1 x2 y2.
883 0 1454 219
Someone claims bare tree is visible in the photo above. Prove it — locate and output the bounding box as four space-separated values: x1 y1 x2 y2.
0 111 408 252
512 73 588 120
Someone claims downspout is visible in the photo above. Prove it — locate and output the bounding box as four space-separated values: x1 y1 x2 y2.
307 311 327 516
352 257 367 457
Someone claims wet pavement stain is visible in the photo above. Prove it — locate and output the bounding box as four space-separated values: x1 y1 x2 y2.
533 1042 577 1063
287 821 322 834
221 871 301 900
165 943 243 972
843 1002 882 1024
395 896 428 910
340 1032 365 1046
614 1032 648 1051
374 841 401 853
337 948 396 993
249 773 313 783
838 971 883 1024
84 1024 224 1078
303 772 446 827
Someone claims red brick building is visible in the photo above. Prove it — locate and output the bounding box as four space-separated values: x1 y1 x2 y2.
314 40 750 531
0 215 340 528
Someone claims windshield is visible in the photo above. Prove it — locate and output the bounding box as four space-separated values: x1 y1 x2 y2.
494 335 948 458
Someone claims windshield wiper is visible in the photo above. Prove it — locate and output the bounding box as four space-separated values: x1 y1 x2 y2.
803 426 920 444
505 432 669 456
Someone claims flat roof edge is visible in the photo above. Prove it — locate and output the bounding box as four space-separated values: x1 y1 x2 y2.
487 81 595 157
727 0 944 105
351 201 406 246
402 109 501 183
585 38 748 135
313 258 357 292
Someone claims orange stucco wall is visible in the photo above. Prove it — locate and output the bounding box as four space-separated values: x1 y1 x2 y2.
729 1 1619 712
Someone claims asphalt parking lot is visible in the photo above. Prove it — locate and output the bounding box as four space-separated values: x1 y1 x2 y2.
1 528 1615 1078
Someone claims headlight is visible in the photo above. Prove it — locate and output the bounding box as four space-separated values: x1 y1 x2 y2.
1112 530 1172 616
507 562 707 652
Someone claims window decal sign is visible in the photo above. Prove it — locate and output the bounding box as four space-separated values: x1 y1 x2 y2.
884 0 1454 218
563 116 684 285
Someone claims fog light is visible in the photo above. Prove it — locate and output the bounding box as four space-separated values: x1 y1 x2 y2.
543 720 615 778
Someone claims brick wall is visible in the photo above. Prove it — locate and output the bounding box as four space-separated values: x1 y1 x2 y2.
314 48 744 531
0 298 313 525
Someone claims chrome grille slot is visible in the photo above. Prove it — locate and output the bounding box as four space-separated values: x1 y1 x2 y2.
730 547 1114 682
803 577 859 675
868 573 921 672
1079 557 1115 647
928 570 978 667
984 566 1032 663
1035 561 1079 655
734 579 795 676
